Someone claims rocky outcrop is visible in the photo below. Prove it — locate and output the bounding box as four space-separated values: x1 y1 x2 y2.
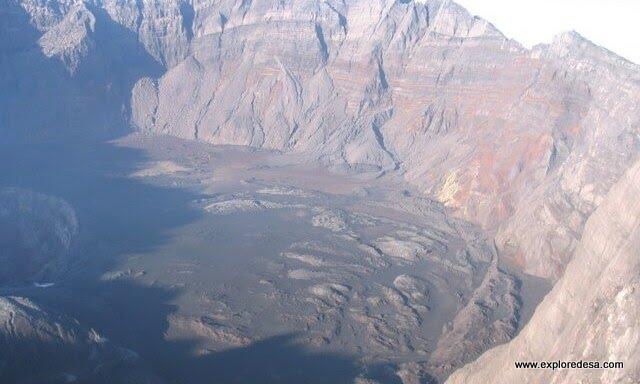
0 295 164 383
0 188 78 284
0 295 97 381
447 159 640 383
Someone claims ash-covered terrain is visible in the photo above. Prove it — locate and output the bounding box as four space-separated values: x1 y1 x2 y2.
1 0 639 383
0 135 540 383
118 135 529 382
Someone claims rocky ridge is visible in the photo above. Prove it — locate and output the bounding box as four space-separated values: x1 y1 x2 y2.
0 295 163 383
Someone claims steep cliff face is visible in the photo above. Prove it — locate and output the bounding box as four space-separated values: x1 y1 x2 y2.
447 159 640 384
494 32 640 279
130 0 513 172
7 0 640 280
1 0 162 142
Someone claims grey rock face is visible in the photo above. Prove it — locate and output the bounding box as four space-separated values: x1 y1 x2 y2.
446 159 640 384
129 0 510 172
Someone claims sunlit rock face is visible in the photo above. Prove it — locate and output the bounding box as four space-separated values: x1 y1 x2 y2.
447 159 640 384
0 188 78 284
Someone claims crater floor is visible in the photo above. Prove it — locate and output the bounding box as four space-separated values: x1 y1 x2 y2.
1 134 548 383
107 135 534 382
